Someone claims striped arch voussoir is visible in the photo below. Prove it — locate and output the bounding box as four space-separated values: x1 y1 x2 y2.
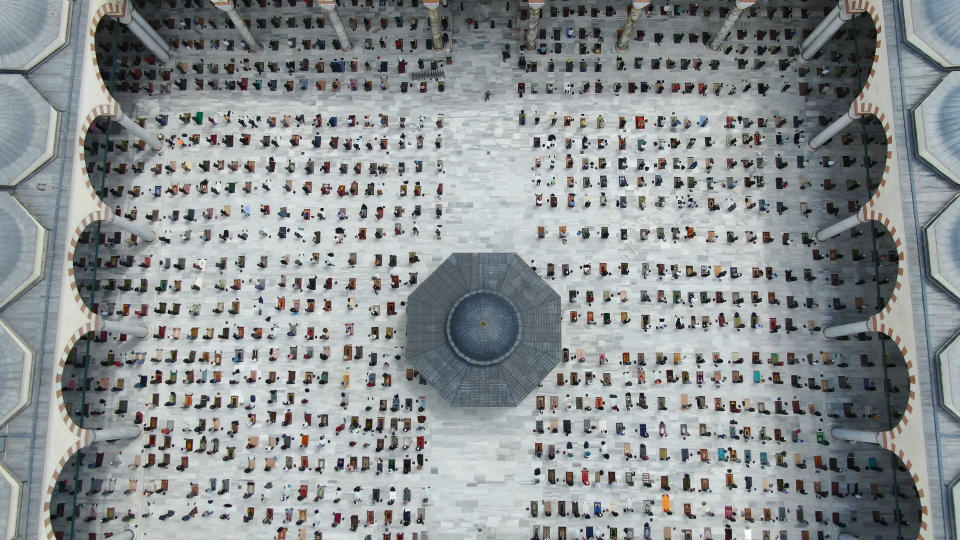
54 320 98 437
844 0 869 14
89 2 125 94
880 438 930 537
47 298 100 536
49 9 126 537
43 431 94 539
60 208 108 435
78 103 120 203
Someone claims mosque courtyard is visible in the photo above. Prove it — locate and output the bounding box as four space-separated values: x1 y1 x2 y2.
49 1 922 539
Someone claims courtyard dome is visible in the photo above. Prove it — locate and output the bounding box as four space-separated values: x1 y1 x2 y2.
0 0 69 70
407 253 561 407
0 76 59 187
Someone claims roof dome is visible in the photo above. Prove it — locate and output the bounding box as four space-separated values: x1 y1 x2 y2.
0 192 46 309
903 0 960 68
446 291 520 365
915 72 960 185
924 194 960 301
0 0 69 70
0 76 58 187
407 253 561 407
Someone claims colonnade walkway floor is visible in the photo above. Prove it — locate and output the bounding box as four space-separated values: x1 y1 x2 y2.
53 1 920 539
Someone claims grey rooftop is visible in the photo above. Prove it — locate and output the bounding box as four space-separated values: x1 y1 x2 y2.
914 71 960 186
0 0 69 70
902 0 960 68
0 76 59 187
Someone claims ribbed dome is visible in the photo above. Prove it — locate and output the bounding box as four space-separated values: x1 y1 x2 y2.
0 76 57 187
446 291 520 365
407 253 561 407
904 0 960 68
936 85 960 169
0 192 45 309
0 318 32 427
0 0 68 70
936 326 960 420
925 194 960 300
915 72 960 185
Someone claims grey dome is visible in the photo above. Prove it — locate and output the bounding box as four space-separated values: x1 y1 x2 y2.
0 0 69 70
0 76 58 187
915 72 960 185
925 193 960 302
446 291 520 365
937 329 960 421
407 253 561 407
0 318 32 428
0 192 46 309
903 0 960 68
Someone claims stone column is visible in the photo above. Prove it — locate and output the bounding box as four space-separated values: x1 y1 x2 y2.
116 0 172 64
424 1 444 52
114 108 162 152
830 426 882 445
212 0 261 52
800 0 855 61
617 0 649 51
708 0 754 52
106 212 157 242
823 319 872 339
815 212 864 242
809 102 859 150
100 319 150 339
319 0 352 52
90 426 142 442
524 0 545 52
838 534 859 540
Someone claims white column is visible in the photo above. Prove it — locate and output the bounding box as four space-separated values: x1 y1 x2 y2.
800 0 855 61
830 426 882 445
823 319 872 339
117 1 172 63
800 1 841 50
617 1 649 51
815 212 864 242
320 1 352 52
130 10 171 61
425 1 444 52
809 102 859 150
90 426 142 442
212 0 262 52
524 1 545 52
708 0 753 52
838 534 859 540
105 212 157 242
101 319 150 339
114 108 163 152
126 18 164 60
